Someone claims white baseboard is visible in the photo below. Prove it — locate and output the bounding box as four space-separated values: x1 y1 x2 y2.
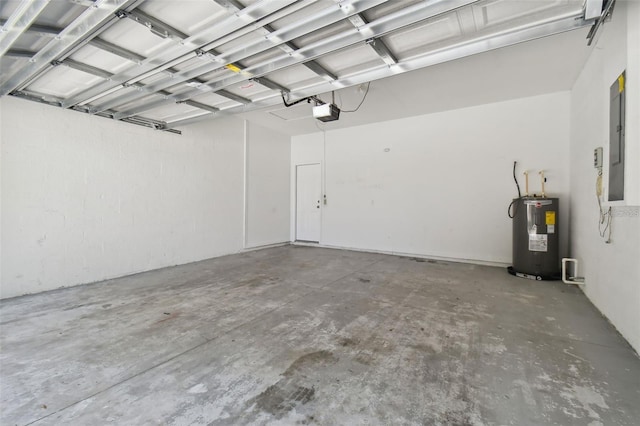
291 241 510 268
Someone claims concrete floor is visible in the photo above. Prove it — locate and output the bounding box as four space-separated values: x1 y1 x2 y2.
1 246 639 426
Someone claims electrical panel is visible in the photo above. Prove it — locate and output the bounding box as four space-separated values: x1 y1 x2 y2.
608 71 625 201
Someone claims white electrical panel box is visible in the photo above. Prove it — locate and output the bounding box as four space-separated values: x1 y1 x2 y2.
594 147 603 169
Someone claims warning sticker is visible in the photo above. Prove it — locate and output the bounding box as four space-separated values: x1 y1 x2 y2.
529 234 548 252
619 74 625 93
547 225 555 234
546 211 556 225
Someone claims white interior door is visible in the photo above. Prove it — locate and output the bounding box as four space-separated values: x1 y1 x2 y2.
296 164 322 242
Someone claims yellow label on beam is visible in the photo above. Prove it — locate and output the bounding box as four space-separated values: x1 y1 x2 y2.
226 64 242 73
546 211 556 225
618 74 625 93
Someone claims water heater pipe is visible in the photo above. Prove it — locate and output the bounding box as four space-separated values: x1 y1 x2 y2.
539 170 546 197
523 171 529 196
562 258 585 286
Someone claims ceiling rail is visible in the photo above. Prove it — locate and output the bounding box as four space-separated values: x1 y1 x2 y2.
115 0 481 120
214 0 337 81
0 0 145 96
88 0 386 115
163 11 590 130
0 0 50 58
60 0 301 109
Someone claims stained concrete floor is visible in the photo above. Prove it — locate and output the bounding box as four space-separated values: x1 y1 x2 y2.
1 246 639 426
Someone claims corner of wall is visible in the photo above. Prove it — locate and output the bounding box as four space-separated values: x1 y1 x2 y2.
569 1 640 353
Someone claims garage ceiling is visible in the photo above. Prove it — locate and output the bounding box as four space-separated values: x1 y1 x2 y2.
0 0 606 134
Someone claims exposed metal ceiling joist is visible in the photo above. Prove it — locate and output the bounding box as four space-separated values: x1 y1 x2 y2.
113 0 481 119
0 0 49 58
0 0 145 96
162 111 216 130
59 0 300 108
25 22 65 37
53 58 114 79
250 76 290 94
216 89 250 104
122 9 189 40
366 37 398 65
0 0 600 133
163 9 591 130
0 19 63 37
12 89 63 106
88 37 146 62
347 11 398 66
214 0 336 81
584 0 604 20
5 49 36 58
179 100 219 114
94 0 386 119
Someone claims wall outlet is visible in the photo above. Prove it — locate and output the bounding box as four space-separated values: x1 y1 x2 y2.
594 147 603 169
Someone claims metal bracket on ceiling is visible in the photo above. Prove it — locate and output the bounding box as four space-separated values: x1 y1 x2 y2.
12 90 63 107
366 37 397 66
0 0 145 96
213 89 251 104
0 19 62 37
125 9 188 40
214 0 336 82
89 38 145 64
176 99 220 113
0 0 50 58
5 49 36 58
347 12 398 66
105 0 478 121
250 76 290 95
62 0 300 109
69 0 100 7
586 0 616 46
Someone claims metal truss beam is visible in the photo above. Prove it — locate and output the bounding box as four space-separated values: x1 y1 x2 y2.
114 0 479 119
5 49 36 58
0 19 63 37
49 58 220 116
214 0 337 81
0 0 50 58
0 0 145 96
366 37 397 65
584 0 604 20
348 12 398 65
110 0 389 119
179 100 219 113
122 9 189 40
95 0 381 117
216 89 250 104
0 17 139 60
60 0 300 108
53 58 114 79
250 76 290 94
164 11 590 130
89 37 146 62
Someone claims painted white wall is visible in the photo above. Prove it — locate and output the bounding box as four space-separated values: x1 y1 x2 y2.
0 96 247 299
569 0 640 353
292 92 571 265
245 121 290 248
